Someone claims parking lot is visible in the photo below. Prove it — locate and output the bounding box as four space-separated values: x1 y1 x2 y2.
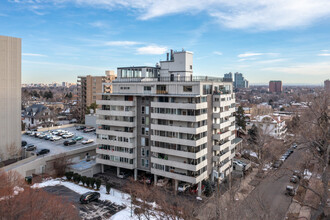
43 185 125 220
22 126 97 157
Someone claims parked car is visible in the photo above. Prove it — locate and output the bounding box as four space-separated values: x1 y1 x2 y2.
64 140 77 146
118 172 129 179
290 175 299 184
50 136 62 141
25 144 36 151
34 132 41 138
285 185 297 196
72 136 83 141
22 141 27 147
156 178 169 187
36 149 50 156
44 135 53 140
62 133 74 139
82 139 94 144
83 127 96 133
39 133 46 139
25 131 31 135
76 126 86 130
178 183 190 192
292 143 297 149
79 192 100 204
273 160 283 168
29 132 36 136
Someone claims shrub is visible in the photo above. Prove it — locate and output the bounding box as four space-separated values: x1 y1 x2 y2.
106 182 111 194
73 173 81 184
85 177 90 187
81 176 87 186
96 179 101 190
90 178 96 189
65 172 74 181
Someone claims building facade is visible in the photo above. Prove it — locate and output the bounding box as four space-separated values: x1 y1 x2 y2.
251 115 287 138
269 80 283 93
96 50 238 195
324 79 330 92
77 71 116 122
0 35 21 161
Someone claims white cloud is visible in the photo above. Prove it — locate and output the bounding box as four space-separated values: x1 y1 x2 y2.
262 62 330 75
105 41 141 46
213 51 223 56
136 45 167 55
22 53 47 57
12 0 330 31
238 53 263 58
318 53 330 56
89 21 107 28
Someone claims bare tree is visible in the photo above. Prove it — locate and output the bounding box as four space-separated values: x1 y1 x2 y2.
293 91 329 219
52 153 72 177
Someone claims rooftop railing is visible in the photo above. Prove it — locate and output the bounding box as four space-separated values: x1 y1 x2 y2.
113 76 227 83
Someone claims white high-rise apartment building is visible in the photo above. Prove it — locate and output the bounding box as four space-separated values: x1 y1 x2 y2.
0 35 21 161
96 50 237 195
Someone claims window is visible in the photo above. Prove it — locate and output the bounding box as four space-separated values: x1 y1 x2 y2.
145 106 149 114
146 150 149 157
141 158 145 166
183 86 192 92
146 117 149 125
141 148 145 156
141 127 145 135
145 138 149 146
144 86 151 91
145 159 149 167
190 65 192 70
145 127 149 135
141 137 145 146
141 106 145 114
142 117 145 124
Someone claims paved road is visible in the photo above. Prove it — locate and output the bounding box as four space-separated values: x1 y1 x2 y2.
243 148 306 220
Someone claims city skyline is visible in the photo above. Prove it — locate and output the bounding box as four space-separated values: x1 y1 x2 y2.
1 0 330 84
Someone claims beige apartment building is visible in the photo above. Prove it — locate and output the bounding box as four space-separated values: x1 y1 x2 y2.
77 71 116 122
0 35 21 161
95 50 238 196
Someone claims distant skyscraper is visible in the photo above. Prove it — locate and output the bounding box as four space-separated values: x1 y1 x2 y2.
324 79 330 92
224 72 249 88
0 35 21 161
269 80 282 93
224 72 233 82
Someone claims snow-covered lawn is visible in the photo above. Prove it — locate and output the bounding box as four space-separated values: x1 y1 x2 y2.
32 178 136 220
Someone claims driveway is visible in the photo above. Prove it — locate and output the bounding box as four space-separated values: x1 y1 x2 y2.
43 185 125 220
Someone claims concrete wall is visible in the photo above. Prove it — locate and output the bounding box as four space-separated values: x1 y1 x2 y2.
0 36 21 161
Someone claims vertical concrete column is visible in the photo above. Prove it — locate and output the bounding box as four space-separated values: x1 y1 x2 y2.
117 167 120 176
174 179 178 195
198 181 202 197
154 174 158 186
134 169 138 181
101 164 104 173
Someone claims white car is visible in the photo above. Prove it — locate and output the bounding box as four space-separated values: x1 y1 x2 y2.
50 136 62 141
82 139 94 144
62 133 74 139
178 183 190 192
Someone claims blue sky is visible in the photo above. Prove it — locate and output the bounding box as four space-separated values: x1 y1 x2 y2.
1 0 330 84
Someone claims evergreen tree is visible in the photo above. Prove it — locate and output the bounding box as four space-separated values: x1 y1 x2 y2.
235 106 247 130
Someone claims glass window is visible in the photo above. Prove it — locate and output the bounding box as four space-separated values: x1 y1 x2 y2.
145 127 149 135
145 106 149 114
146 117 149 125
183 86 193 92
141 137 145 146
141 158 145 166
141 148 145 156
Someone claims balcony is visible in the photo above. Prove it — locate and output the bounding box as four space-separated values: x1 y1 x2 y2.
96 158 135 170
151 135 207 147
96 100 135 106
156 90 168 94
213 111 232 119
97 129 135 138
151 102 207 110
213 130 232 140
97 138 134 148
151 169 207 184
96 148 135 159
151 146 207 159
151 124 207 134
97 119 135 127
151 113 207 122
213 120 231 130
213 140 231 151
96 109 135 117
151 157 207 172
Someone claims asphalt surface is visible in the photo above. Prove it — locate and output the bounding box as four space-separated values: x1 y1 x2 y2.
21 126 96 157
243 148 306 219
43 185 125 220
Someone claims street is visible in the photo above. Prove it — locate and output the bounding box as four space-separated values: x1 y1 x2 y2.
242 148 306 219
